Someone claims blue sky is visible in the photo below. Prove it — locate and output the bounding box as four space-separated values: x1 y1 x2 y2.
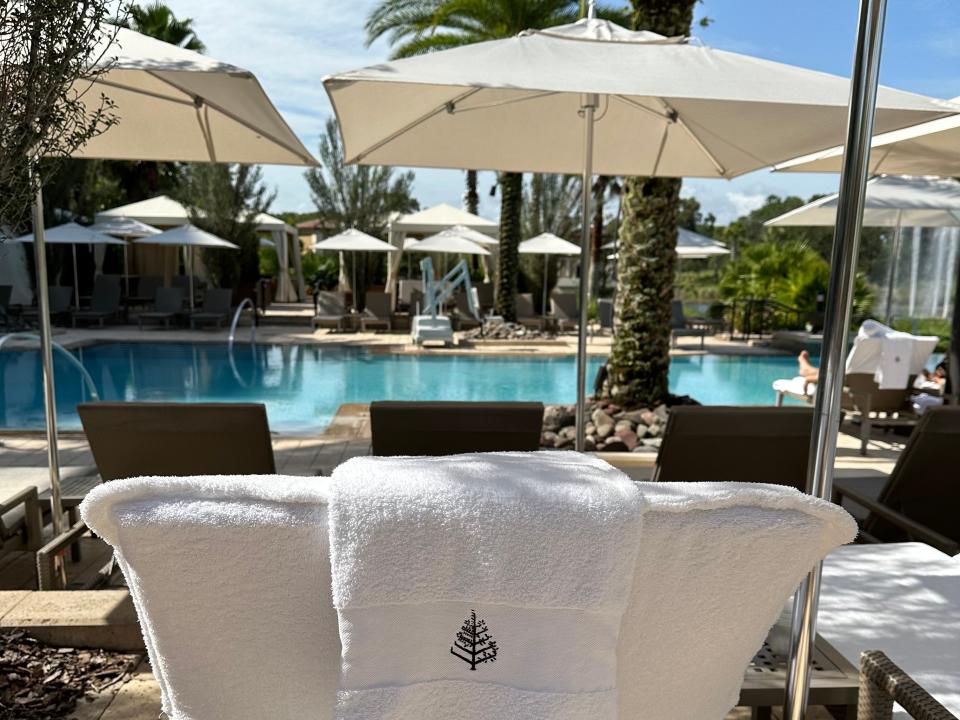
164 0 960 224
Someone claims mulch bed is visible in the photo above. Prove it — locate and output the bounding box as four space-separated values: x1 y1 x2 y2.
0 630 140 720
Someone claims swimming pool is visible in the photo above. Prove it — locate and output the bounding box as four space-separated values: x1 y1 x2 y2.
0 342 804 433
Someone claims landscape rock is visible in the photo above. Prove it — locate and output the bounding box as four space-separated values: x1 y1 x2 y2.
543 404 575 432
614 420 635 434
619 410 648 424
601 439 629 452
615 428 639 450
653 404 669 422
643 437 663 449
591 409 615 438
558 425 577 440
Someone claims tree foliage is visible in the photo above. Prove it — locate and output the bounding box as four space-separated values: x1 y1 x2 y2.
178 163 274 289
0 0 121 238
119 2 205 51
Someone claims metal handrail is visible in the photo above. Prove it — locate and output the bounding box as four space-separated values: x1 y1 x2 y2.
0 333 100 401
228 298 256 349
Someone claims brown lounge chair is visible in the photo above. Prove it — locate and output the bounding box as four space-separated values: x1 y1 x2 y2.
360 291 393 331
653 406 814 491
78 402 276 479
370 401 544 456
313 291 350 331
833 405 960 556
190 288 233 329
72 277 122 327
550 291 579 332
453 292 481 330
515 293 548 331
670 300 706 350
857 650 958 720
138 287 183 329
22 286 72 326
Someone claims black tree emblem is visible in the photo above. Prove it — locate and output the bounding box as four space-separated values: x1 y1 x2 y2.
450 610 499 670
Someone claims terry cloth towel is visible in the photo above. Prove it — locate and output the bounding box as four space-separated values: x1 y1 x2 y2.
617 482 857 719
328 451 646 720
875 332 914 389
80 475 339 720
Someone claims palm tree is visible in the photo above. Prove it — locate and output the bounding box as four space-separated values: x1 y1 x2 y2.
123 2 206 51
604 0 697 408
365 0 627 320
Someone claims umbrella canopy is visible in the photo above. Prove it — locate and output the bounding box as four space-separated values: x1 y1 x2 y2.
390 203 497 236
134 224 239 249
13 222 126 245
676 227 730 258
313 228 398 253
442 224 500 246
765 175 960 228
89 217 162 239
406 230 491 255
775 97 960 175
324 19 953 178
519 233 581 255
71 27 316 165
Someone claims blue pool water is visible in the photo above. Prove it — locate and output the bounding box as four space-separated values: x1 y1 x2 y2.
0 342 806 433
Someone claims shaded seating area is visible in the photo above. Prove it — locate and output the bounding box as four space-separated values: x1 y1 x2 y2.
515 292 548 330
550 291 578 332
360 291 392 331
72 277 122 327
189 288 233 329
833 405 960 556
21 286 72 326
670 299 707 349
138 287 184 329
312 290 350 331
370 401 543 455
653 405 813 490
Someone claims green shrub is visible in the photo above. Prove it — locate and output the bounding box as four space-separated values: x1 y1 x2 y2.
301 251 339 290
892 317 950 353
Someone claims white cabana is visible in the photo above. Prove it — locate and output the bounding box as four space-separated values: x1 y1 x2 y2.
134 224 238 311
90 217 161 296
519 233 581 316
94 199 305 301
386 204 498 296
313 229 398 309
13 222 126 307
776 96 960 175
765 175 960 322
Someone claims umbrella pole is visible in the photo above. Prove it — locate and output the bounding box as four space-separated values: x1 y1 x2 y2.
575 93 598 452
123 241 130 298
542 253 549 319
352 251 358 310
883 210 902 324
71 244 79 308
189 247 195 313
782 0 887 717
30 178 67 590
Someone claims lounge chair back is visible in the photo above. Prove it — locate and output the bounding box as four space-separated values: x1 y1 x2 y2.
48 286 73 313
78 402 276 480
670 300 688 329
515 293 536 319
370 401 544 456
864 405 960 545
316 291 346 316
455 292 480 320
844 373 916 413
364 291 391 319
550 291 578 320
598 298 614 329
137 275 163 299
201 288 233 314
654 405 814 490
152 287 183 314
90 278 121 313
0 285 11 310
475 282 495 310
80 474 854 720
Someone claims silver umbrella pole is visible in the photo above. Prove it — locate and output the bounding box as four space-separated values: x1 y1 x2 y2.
575 92 597 452
882 210 903 324
782 0 887 716
30 179 67 589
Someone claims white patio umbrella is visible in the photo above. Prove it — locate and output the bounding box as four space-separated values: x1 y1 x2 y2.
12 222 126 307
324 4 933 713
442 224 500 246
24 25 316 587
313 229 398 309
406 231 492 255
765 175 960 322
604 227 730 260
134 224 238 311
775 96 960 175
324 13 952 456
89 216 162 296
519 233 581 315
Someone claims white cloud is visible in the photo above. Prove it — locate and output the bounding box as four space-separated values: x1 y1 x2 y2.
725 191 767 217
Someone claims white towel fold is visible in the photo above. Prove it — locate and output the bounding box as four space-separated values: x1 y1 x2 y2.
875 332 914 389
328 451 645 720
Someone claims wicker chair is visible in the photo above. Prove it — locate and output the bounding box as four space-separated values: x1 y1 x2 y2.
857 651 957 719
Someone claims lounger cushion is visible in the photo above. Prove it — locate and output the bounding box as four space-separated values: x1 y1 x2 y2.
80 469 854 720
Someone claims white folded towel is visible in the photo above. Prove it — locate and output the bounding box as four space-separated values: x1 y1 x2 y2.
875 332 914 389
328 451 645 720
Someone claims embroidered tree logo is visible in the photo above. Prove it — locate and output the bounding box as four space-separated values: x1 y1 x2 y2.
450 610 498 671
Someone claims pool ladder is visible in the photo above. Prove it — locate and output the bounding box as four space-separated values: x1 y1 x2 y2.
0 333 100 401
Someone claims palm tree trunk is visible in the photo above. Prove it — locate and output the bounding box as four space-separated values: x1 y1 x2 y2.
495 171 522 321
464 170 479 215
589 176 608 300
604 0 695 408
